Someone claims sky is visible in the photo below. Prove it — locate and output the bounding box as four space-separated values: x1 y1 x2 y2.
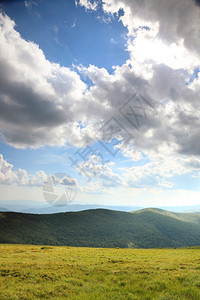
0 0 200 208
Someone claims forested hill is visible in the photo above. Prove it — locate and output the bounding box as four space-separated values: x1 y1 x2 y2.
1 208 200 248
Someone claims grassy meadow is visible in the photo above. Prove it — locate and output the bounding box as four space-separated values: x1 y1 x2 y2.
0 245 200 299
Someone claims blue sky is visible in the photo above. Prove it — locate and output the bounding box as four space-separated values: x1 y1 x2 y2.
1 0 128 71
0 0 200 208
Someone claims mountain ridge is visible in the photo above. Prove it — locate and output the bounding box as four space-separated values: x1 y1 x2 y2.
1 208 200 248
131 207 200 225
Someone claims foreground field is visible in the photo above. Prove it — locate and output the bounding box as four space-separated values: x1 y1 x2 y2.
0 245 200 299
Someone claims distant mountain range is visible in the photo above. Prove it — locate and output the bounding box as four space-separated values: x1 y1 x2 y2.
0 200 142 214
1 200 200 214
1 208 200 248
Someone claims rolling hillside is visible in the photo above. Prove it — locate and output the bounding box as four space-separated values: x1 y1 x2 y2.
1 208 200 248
132 208 200 224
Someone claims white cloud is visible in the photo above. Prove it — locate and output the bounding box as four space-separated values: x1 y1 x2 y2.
122 155 200 188
0 154 17 184
74 60 200 159
24 0 37 9
0 154 47 186
72 148 200 190
79 181 104 193
71 19 76 28
77 154 122 187
101 0 200 84
0 12 89 148
102 0 200 56
50 174 77 187
116 143 143 161
76 0 98 11
97 15 112 24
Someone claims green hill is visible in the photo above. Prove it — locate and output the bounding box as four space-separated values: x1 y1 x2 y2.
132 207 200 224
1 208 200 248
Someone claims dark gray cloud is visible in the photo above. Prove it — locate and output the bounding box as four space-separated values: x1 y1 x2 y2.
193 0 200 6
0 12 87 147
102 0 200 57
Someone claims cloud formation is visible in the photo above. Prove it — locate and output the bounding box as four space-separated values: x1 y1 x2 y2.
76 0 98 11
0 12 86 148
0 0 200 163
0 154 47 185
122 156 200 188
74 152 200 190
102 0 200 57
75 0 200 158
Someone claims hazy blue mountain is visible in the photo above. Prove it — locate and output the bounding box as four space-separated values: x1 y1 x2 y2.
0 200 142 214
1 200 200 214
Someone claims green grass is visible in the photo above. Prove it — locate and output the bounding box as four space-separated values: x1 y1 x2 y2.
1 244 200 299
